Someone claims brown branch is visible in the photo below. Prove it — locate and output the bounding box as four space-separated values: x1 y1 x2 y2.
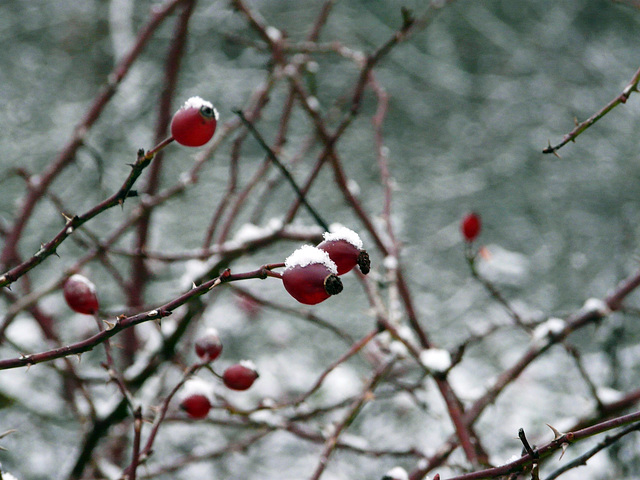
0 263 283 370
543 64 640 155
0 0 189 267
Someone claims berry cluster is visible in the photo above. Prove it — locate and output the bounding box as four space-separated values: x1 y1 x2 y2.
281 226 369 305
179 328 259 419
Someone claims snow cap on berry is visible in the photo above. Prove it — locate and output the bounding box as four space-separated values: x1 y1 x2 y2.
284 245 337 274
179 377 215 403
182 96 219 120
323 224 364 250
68 273 97 294
239 359 258 371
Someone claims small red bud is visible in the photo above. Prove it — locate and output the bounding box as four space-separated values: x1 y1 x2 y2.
63 274 99 315
194 328 223 362
461 212 481 243
170 97 218 147
222 361 259 391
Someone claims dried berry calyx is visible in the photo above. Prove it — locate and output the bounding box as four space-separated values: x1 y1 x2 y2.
63 274 99 315
282 245 342 305
170 96 219 147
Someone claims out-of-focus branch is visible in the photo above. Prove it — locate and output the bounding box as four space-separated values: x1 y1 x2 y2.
543 65 640 155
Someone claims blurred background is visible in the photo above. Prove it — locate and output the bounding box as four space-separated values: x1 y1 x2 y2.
1 1 640 479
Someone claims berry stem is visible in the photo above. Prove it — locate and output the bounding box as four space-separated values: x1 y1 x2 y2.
145 136 175 160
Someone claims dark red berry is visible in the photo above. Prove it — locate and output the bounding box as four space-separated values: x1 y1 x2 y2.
63 274 99 315
317 240 360 275
180 394 211 419
461 212 481 243
283 263 343 305
223 362 259 391
170 97 218 147
317 227 369 275
194 328 223 362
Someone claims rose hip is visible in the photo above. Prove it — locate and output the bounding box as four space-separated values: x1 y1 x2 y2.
63 274 99 315
170 96 218 147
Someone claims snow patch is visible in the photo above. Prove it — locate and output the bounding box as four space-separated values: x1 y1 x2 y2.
182 96 219 120
284 245 337 274
383 466 408 480
324 225 363 249
419 348 452 373
581 298 610 316
67 274 96 293
239 359 258 371
179 377 215 402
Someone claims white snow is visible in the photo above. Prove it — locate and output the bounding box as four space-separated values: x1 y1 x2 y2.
597 387 624 403
265 26 282 42
179 377 215 402
323 225 363 249
284 245 337 274
531 317 566 345
68 274 96 293
181 96 219 120
383 255 398 270
582 298 610 316
419 348 452 373
476 245 529 286
233 219 283 243
180 259 211 290
238 359 258 372
383 466 408 480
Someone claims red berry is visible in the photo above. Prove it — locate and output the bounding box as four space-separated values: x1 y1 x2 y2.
317 226 370 275
317 240 359 274
222 361 259 391
461 212 481 243
194 328 223 362
282 246 343 305
63 274 99 315
180 394 211 419
179 379 214 419
170 96 218 147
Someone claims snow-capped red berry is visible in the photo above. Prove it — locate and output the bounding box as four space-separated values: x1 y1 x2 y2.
282 245 343 305
317 226 370 275
63 274 99 315
180 393 211 419
194 328 223 362
222 361 259 391
170 96 218 147
461 212 481 243
179 378 214 419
